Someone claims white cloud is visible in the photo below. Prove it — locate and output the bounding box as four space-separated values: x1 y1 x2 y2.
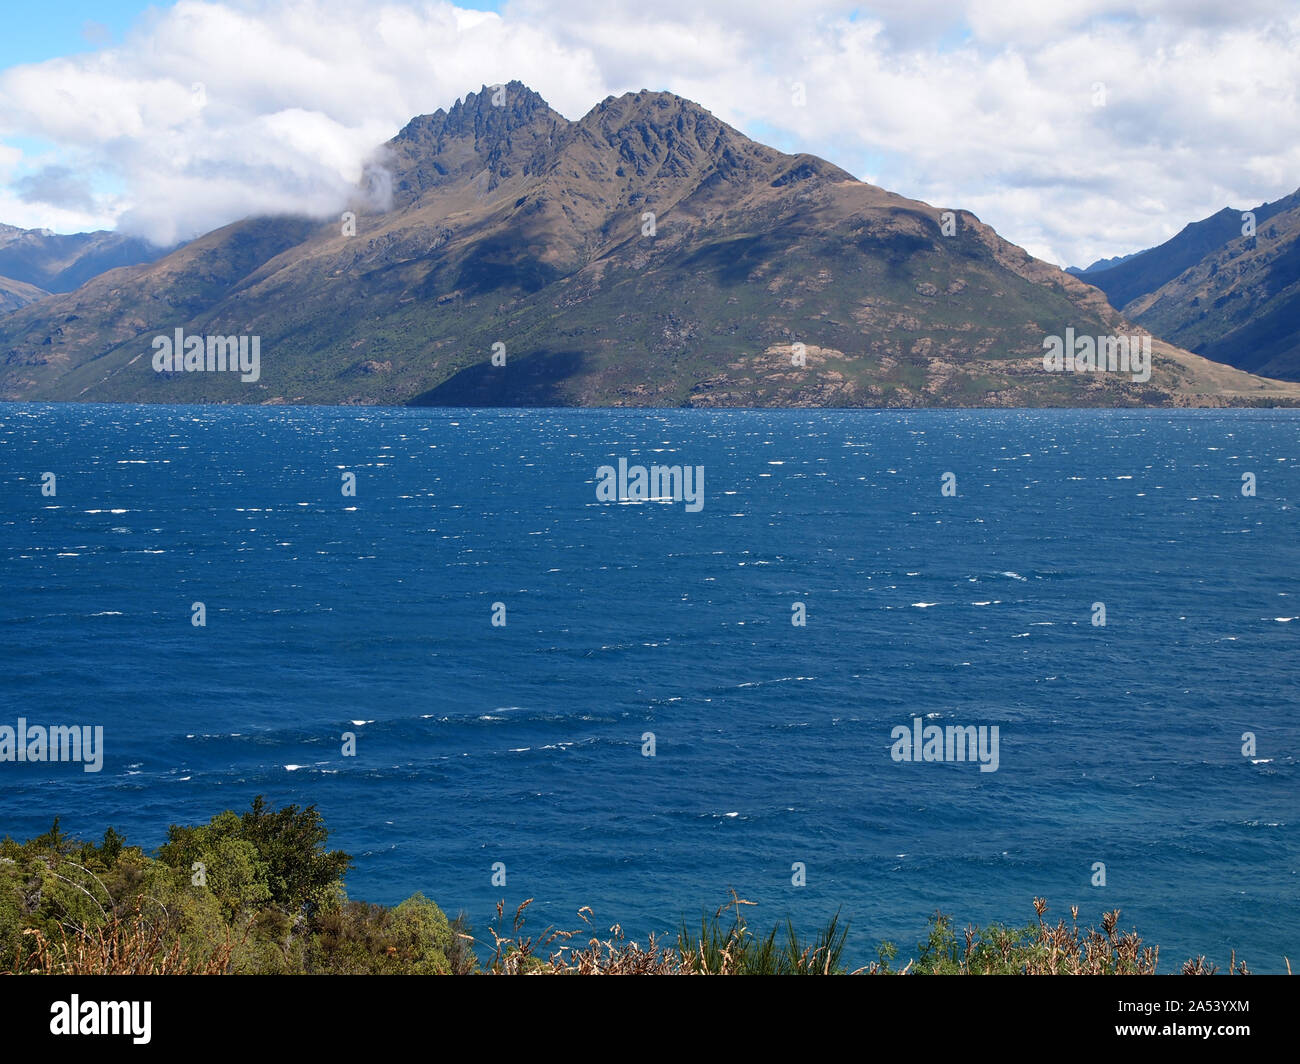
0 143 21 180
0 190 113 235
0 0 1296 265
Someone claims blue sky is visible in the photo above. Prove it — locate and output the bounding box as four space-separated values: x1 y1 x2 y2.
0 0 506 68
0 1 142 68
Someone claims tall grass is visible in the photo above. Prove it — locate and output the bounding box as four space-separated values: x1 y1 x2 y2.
483 894 1265 976
12 900 236 975
9 892 1272 975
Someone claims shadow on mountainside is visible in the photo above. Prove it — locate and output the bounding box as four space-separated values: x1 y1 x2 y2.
410 348 589 406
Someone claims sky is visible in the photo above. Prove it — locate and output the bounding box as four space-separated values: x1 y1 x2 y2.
0 0 1296 267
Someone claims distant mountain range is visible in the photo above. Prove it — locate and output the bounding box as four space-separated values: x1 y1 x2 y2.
1 83 1296 407
1065 252 1138 276
1071 189 1300 380
0 224 170 303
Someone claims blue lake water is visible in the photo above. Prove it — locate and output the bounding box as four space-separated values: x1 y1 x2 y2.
1 404 1296 970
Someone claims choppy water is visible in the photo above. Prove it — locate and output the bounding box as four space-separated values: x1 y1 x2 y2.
1 404 1296 970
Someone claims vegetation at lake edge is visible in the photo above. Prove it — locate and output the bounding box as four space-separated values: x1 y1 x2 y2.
0 800 1264 975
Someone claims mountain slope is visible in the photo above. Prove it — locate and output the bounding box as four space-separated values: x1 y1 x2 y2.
1 83 1296 407
1121 196 1300 379
1072 190 1299 311
0 275 49 313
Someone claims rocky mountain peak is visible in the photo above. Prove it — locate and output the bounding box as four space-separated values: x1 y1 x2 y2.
575 90 764 182
386 81 568 206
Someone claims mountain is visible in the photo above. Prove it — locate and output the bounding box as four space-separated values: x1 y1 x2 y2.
1073 189 1300 380
0 224 172 294
1072 191 1299 312
0 274 49 313
1 83 1295 407
1114 192 1300 380
1065 251 1138 276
